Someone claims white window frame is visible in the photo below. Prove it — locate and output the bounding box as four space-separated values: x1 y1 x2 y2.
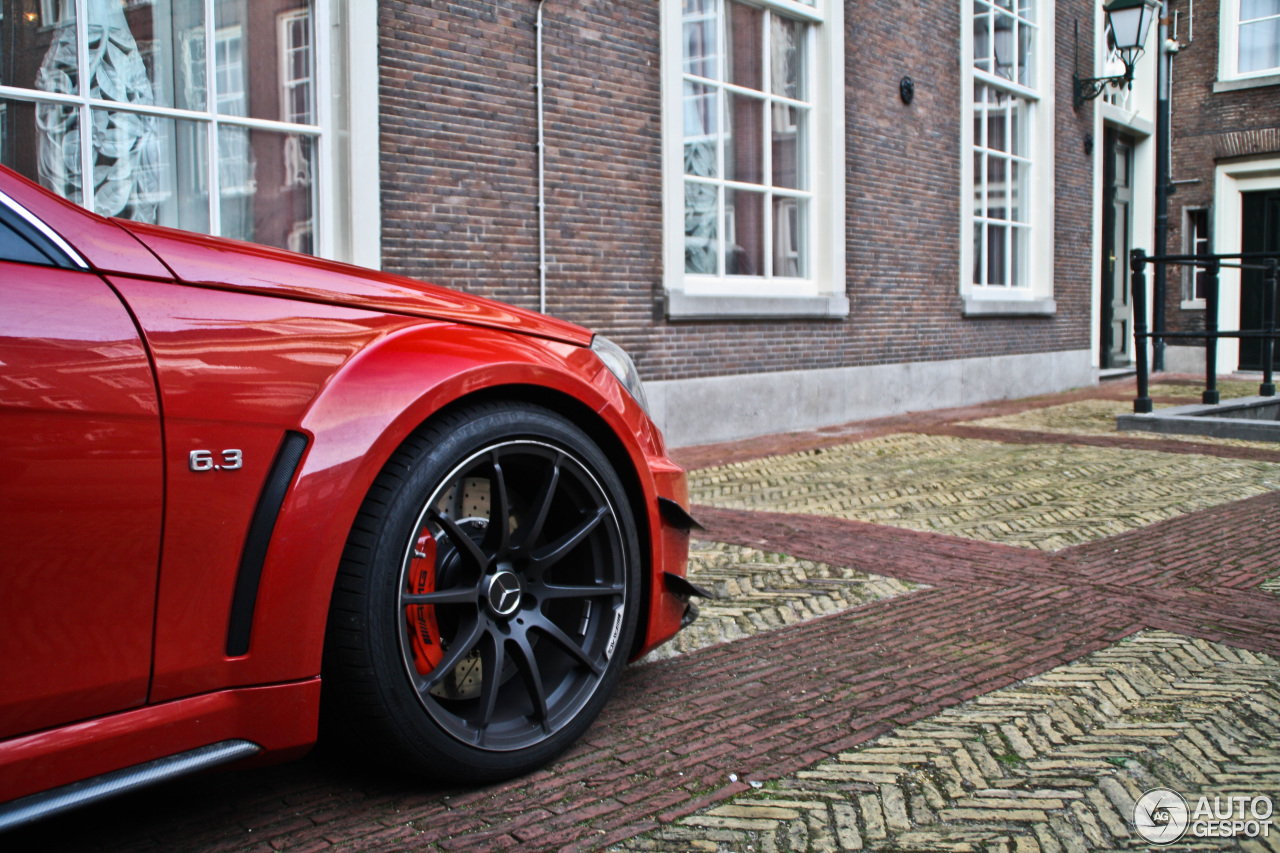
960 0 1056 316
1181 206 1211 308
661 0 846 319
1211 157 1280 372
1219 0 1280 84
279 8 313 125
0 0 379 263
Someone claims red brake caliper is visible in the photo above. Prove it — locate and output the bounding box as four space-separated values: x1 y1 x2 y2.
406 527 444 674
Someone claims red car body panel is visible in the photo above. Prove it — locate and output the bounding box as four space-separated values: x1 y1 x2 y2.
0 681 319 804
0 165 691 809
0 264 163 740
119 220 594 348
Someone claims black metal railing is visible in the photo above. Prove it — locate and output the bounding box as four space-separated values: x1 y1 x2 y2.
1130 249 1280 414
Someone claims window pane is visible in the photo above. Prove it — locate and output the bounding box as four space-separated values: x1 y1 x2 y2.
87 0 207 111
683 0 719 79
90 109 154 220
771 105 802 189
772 196 804 277
973 151 984 217
993 11 1015 80
1018 20 1034 87
1240 19 1280 73
973 2 992 73
986 94 1008 152
726 1 762 91
725 188 763 275
1 0 78 93
1 98 81 205
220 127 314 252
684 81 718 178
987 223 1007 286
214 0 313 122
1010 97 1026 156
1242 0 1280 20
88 111 209 231
1011 224 1027 287
726 93 763 185
1009 159 1027 224
987 155 1007 220
684 181 719 274
973 222 985 285
770 15 804 99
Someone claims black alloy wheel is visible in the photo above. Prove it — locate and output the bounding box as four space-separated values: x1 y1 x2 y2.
323 403 640 781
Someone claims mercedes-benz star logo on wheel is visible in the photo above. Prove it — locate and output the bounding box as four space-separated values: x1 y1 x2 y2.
1134 788 1190 844
486 571 522 617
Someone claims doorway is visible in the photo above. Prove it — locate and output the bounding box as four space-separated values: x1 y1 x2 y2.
1100 130 1136 368
1239 189 1280 371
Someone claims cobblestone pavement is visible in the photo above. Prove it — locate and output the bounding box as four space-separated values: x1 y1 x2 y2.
962 400 1280 451
690 433 1280 550
641 542 924 662
10 378 1280 853
617 631 1280 853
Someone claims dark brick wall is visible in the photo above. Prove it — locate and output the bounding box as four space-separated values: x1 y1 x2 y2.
379 0 1097 384
1165 0 1280 337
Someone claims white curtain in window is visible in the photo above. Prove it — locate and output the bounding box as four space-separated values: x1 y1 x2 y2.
36 0 162 220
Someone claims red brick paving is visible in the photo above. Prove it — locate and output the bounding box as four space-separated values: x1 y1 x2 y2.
7 381 1280 852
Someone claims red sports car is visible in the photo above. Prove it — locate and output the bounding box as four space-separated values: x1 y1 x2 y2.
0 165 700 829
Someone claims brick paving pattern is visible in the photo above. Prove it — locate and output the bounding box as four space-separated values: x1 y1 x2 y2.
10 380 1280 852
641 542 924 661
963 399 1280 451
690 433 1280 550
616 630 1280 852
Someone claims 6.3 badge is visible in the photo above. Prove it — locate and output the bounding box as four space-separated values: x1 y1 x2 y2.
188 449 243 471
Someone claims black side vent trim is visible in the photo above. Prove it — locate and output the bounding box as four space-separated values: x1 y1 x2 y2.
226 431 309 657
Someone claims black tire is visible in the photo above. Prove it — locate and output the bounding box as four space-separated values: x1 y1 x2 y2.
322 402 640 782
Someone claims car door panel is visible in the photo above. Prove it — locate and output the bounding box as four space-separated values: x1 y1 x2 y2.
0 263 163 739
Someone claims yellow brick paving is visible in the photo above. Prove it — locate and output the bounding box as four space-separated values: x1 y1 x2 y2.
689 434 1280 551
1146 381 1265 401
962 399 1280 451
641 542 925 662
614 631 1280 853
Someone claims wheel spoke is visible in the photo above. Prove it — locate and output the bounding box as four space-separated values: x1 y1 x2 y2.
422 619 486 691
481 452 510 557
402 588 476 607
510 634 550 733
512 455 561 551
531 614 604 676
476 633 506 738
430 509 489 573
529 506 607 571
538 581 624 601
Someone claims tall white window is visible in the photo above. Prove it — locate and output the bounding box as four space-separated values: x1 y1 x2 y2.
962 0 1054 307
682 0 810 280
1230 0 1280 76
663 0 845 318
0 0 322 255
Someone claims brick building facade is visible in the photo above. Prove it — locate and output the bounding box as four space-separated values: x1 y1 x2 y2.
1160 0 1280 377
377 0 1108 444
3 0 1174 445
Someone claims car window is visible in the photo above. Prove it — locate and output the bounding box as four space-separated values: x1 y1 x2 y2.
0 204 74 268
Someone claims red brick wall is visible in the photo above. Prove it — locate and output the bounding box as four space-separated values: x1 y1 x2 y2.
379 0 1097 383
